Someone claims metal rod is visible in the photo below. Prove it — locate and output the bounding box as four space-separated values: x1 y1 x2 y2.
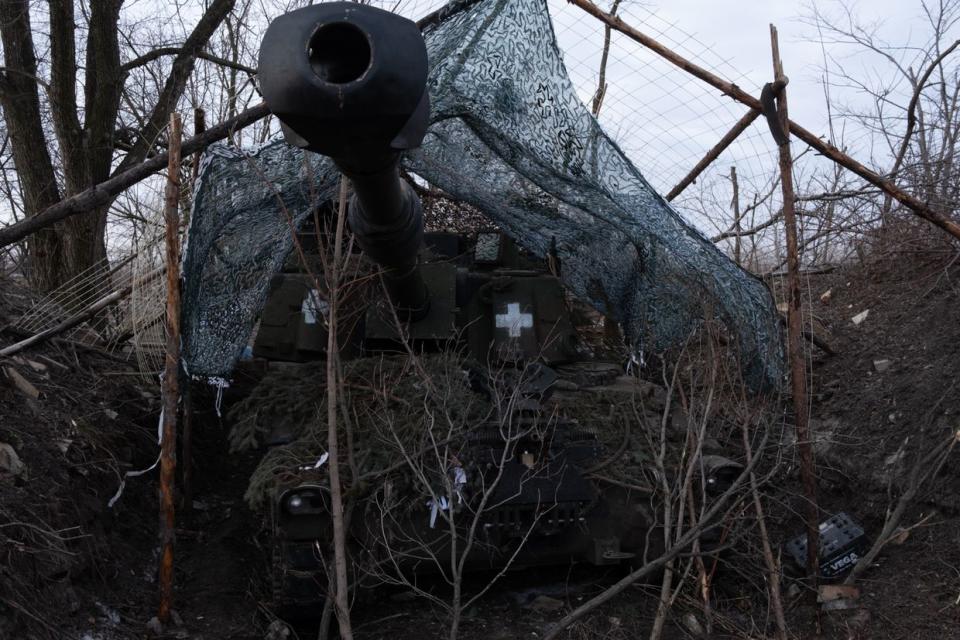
158 112 183 625
567 0 960 242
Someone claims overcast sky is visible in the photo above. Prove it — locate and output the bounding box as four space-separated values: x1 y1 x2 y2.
635 0 927 132
539 0 950 194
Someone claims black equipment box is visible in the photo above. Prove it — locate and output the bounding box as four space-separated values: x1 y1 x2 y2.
786 512 868 579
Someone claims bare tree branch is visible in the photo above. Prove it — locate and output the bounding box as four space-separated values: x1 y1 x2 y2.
0 103 269 249
121 47 257 76
116 0 236 173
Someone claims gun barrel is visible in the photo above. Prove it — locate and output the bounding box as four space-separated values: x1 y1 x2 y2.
258 2 431 319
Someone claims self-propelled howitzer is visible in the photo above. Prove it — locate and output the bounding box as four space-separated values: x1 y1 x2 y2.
248 3 743 613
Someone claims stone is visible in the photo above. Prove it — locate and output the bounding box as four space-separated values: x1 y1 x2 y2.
95 600 122 626
682 612 706 637
872 359 892 373
884 448 906 467
819 584 860 602
146 616 164 635
820 288 833 304
264 619 291 640
889 527 910 545
819 584 860 611
0 442 25 477
851 310 870 326
526 595 564 613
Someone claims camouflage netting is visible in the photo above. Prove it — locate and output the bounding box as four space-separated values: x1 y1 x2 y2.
230 354 487 508
228 353 668 510
182 0 784 390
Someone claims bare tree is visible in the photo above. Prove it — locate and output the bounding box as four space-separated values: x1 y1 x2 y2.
541 328 780 640
0 0 235 291
804 0 960 246
362 354 550 640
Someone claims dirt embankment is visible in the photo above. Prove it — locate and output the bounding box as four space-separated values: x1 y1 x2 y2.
0 346 160 636
791 252 960 639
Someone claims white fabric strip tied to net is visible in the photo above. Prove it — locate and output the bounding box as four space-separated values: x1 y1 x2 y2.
181 0 784 391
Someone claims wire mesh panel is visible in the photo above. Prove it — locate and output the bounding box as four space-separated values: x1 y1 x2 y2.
126 233 167 382
13 231 167 380
552 1 779 192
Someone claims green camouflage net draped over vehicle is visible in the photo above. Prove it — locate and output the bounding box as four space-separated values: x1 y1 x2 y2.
228 353 488 509
181 0 784 389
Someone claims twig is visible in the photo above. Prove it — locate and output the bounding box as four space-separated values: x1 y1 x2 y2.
325 177 354 640
741 414 787 639
542 426 769 640
844 429 957 585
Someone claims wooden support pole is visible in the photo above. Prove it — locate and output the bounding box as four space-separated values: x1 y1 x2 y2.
0 103 268 249
567 0 960 242
769 26 819 587
666 109 762 201
158 113 183 625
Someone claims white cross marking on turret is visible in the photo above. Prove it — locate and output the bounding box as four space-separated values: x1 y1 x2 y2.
495 303 533 338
